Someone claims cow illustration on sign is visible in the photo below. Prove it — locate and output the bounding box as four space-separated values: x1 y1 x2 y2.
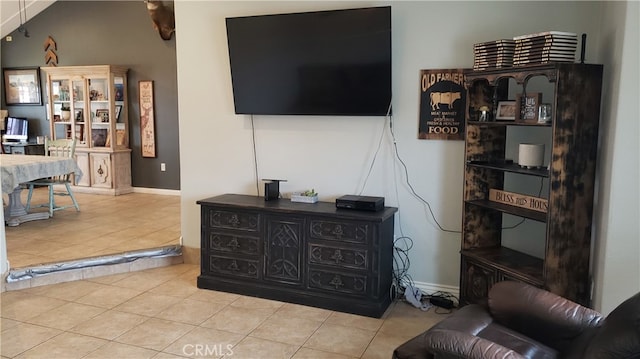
418 69 467 140
430 91 462 111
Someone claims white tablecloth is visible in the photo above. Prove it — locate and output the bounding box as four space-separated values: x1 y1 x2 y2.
0 154 83 194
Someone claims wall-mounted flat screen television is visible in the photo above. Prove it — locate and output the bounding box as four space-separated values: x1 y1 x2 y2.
226 6 391 116
3 117 28 142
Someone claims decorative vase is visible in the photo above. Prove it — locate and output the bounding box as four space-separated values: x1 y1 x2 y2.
61 110 71 121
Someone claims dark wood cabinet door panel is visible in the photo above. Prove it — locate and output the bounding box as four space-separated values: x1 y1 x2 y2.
264 216 304 285
461 257 496 306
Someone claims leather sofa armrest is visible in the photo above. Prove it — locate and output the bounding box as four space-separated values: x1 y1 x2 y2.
488 281 603 350
423 329 527 359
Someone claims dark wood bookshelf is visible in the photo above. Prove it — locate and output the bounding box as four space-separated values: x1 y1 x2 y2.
460 63 603 307
466 199 547 222
466 161 549 177
461 247 544 285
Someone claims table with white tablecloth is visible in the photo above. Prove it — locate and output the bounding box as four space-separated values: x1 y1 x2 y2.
1 154 83 226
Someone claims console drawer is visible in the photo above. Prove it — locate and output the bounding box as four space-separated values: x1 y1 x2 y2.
207 231 260 256
208 254 260 279
308 267 368 297
309 219 371 244
205 209 260 232
308 243 369 270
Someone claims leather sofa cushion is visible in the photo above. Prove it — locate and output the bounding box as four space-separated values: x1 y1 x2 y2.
478 322 558 359
393 334 433 359
488 281 604 352
580 291 640 358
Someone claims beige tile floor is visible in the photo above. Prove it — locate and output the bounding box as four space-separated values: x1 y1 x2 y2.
4 188 180 268
0 264 449 358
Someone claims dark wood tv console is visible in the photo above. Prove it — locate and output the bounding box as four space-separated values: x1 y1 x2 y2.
197 194 397 318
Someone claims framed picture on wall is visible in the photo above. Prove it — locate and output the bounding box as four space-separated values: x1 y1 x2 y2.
3 67 42 105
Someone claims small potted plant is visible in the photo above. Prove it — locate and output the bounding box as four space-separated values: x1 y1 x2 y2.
60 105 71 121
291 189 318 203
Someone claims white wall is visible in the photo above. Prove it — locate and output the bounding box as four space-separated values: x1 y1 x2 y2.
592 0 640 314
174 1 637 312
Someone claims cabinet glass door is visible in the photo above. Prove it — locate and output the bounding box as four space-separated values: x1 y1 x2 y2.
72 79 87 145
88 78 109 148
51 79 72 140
113 75 127 148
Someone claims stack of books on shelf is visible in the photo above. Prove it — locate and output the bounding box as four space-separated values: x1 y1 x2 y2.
513 31 577 66
473 39 515 70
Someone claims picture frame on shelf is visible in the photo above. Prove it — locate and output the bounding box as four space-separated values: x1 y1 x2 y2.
115 105 122 121
75 109 84 122
496 101 516 121
95 109 109 122
515 92 542 123
114 83 124 101
3 67 42 105
91 128 107 147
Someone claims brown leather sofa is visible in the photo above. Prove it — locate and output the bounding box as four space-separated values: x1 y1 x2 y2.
393 281 639 359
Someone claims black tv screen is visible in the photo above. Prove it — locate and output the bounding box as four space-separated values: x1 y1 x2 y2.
226 6 391 116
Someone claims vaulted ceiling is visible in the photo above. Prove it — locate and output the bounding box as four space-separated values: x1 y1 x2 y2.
1 0 55 39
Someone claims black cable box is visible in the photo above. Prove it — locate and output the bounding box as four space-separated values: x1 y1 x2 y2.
335 195 384 212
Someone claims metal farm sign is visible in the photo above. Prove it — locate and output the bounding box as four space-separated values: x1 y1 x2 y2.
418 69 467 140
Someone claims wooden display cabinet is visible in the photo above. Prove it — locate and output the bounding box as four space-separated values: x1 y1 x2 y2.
42 65 132 195
460 63 603 307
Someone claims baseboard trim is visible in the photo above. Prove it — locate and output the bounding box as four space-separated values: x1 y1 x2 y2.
132 187 181 196
412 280 460 300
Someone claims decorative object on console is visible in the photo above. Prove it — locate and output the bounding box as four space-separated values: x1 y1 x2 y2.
335 195 385 212
418 68 467 140
3 67 42 105
291 189 318 203
262 179 286 201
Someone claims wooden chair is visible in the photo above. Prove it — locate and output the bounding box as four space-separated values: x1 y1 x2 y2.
25 138 80 217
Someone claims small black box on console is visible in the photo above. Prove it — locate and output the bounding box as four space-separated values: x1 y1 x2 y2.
336 195 385 212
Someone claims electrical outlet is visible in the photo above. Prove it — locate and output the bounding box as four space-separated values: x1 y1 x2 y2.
6 36 12 42
160 163 166 172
